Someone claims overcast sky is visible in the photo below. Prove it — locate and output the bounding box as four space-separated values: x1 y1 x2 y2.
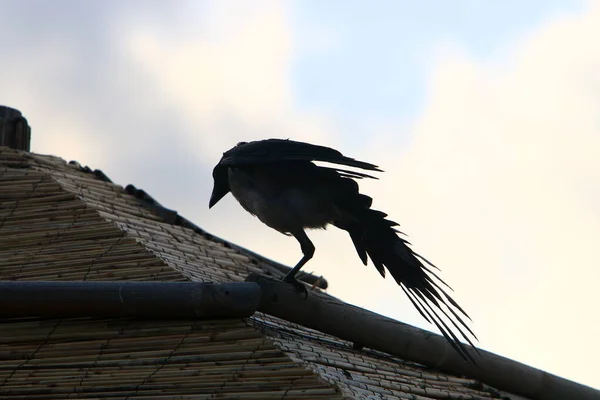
1 0 598 390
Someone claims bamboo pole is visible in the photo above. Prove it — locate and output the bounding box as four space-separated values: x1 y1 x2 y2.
0 281 260 319
246 273 600 400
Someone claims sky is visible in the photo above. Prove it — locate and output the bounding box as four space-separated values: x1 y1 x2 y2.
0 0 598 390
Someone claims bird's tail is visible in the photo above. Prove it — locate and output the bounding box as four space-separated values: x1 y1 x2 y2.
335 195 479 362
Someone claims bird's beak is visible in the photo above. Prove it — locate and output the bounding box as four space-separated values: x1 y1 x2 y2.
209 166 230 208
209 187 227 208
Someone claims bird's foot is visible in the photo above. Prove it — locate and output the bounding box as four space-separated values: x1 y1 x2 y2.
283 275 309 299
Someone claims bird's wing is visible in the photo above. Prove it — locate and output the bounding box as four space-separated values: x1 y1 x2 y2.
219 139 382 173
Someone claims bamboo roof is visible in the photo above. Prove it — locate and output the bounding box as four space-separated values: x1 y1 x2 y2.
0 146 537 399
0 317 339 399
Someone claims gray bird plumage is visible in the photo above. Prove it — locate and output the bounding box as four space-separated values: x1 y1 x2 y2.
209 138 478 362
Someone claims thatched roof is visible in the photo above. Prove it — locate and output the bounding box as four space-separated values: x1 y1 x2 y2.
0 317 339 399
0 146 597 400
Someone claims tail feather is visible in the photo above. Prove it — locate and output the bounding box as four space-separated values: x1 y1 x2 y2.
411 287 478 363
349 232 368 265
337 201 479 362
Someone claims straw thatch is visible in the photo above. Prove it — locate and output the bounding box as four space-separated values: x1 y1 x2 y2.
0 317 341 399
0 146 526 399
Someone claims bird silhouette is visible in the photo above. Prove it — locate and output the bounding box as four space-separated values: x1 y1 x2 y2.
209 138 478 362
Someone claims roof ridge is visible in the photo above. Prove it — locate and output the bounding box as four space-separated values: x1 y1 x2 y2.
0 165 185 282
0 149 327 288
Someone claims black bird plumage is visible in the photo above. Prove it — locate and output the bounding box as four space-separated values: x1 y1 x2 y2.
209 138 478 362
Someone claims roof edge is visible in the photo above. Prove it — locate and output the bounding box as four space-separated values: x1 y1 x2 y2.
123 184 328 289
0 148 328 290
247 273 600 400
1 278 597 399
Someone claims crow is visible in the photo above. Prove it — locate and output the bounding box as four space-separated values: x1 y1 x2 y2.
209 138 478 362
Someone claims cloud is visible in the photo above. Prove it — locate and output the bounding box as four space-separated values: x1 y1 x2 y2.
354 2 600 387
0 0 335 287
0 0 334 208
122 0 334 163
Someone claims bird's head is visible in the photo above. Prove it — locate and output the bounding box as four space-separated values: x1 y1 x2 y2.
209 164 230 208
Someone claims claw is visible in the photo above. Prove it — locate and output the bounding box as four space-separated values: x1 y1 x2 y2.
283 276 309 299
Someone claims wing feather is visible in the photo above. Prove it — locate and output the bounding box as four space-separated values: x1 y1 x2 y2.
219 139 382 173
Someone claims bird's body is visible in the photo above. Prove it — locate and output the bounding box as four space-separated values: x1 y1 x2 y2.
210 139 478 362
228 162 346 233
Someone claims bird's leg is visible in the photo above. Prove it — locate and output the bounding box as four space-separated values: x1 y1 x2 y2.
283 230 315 297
